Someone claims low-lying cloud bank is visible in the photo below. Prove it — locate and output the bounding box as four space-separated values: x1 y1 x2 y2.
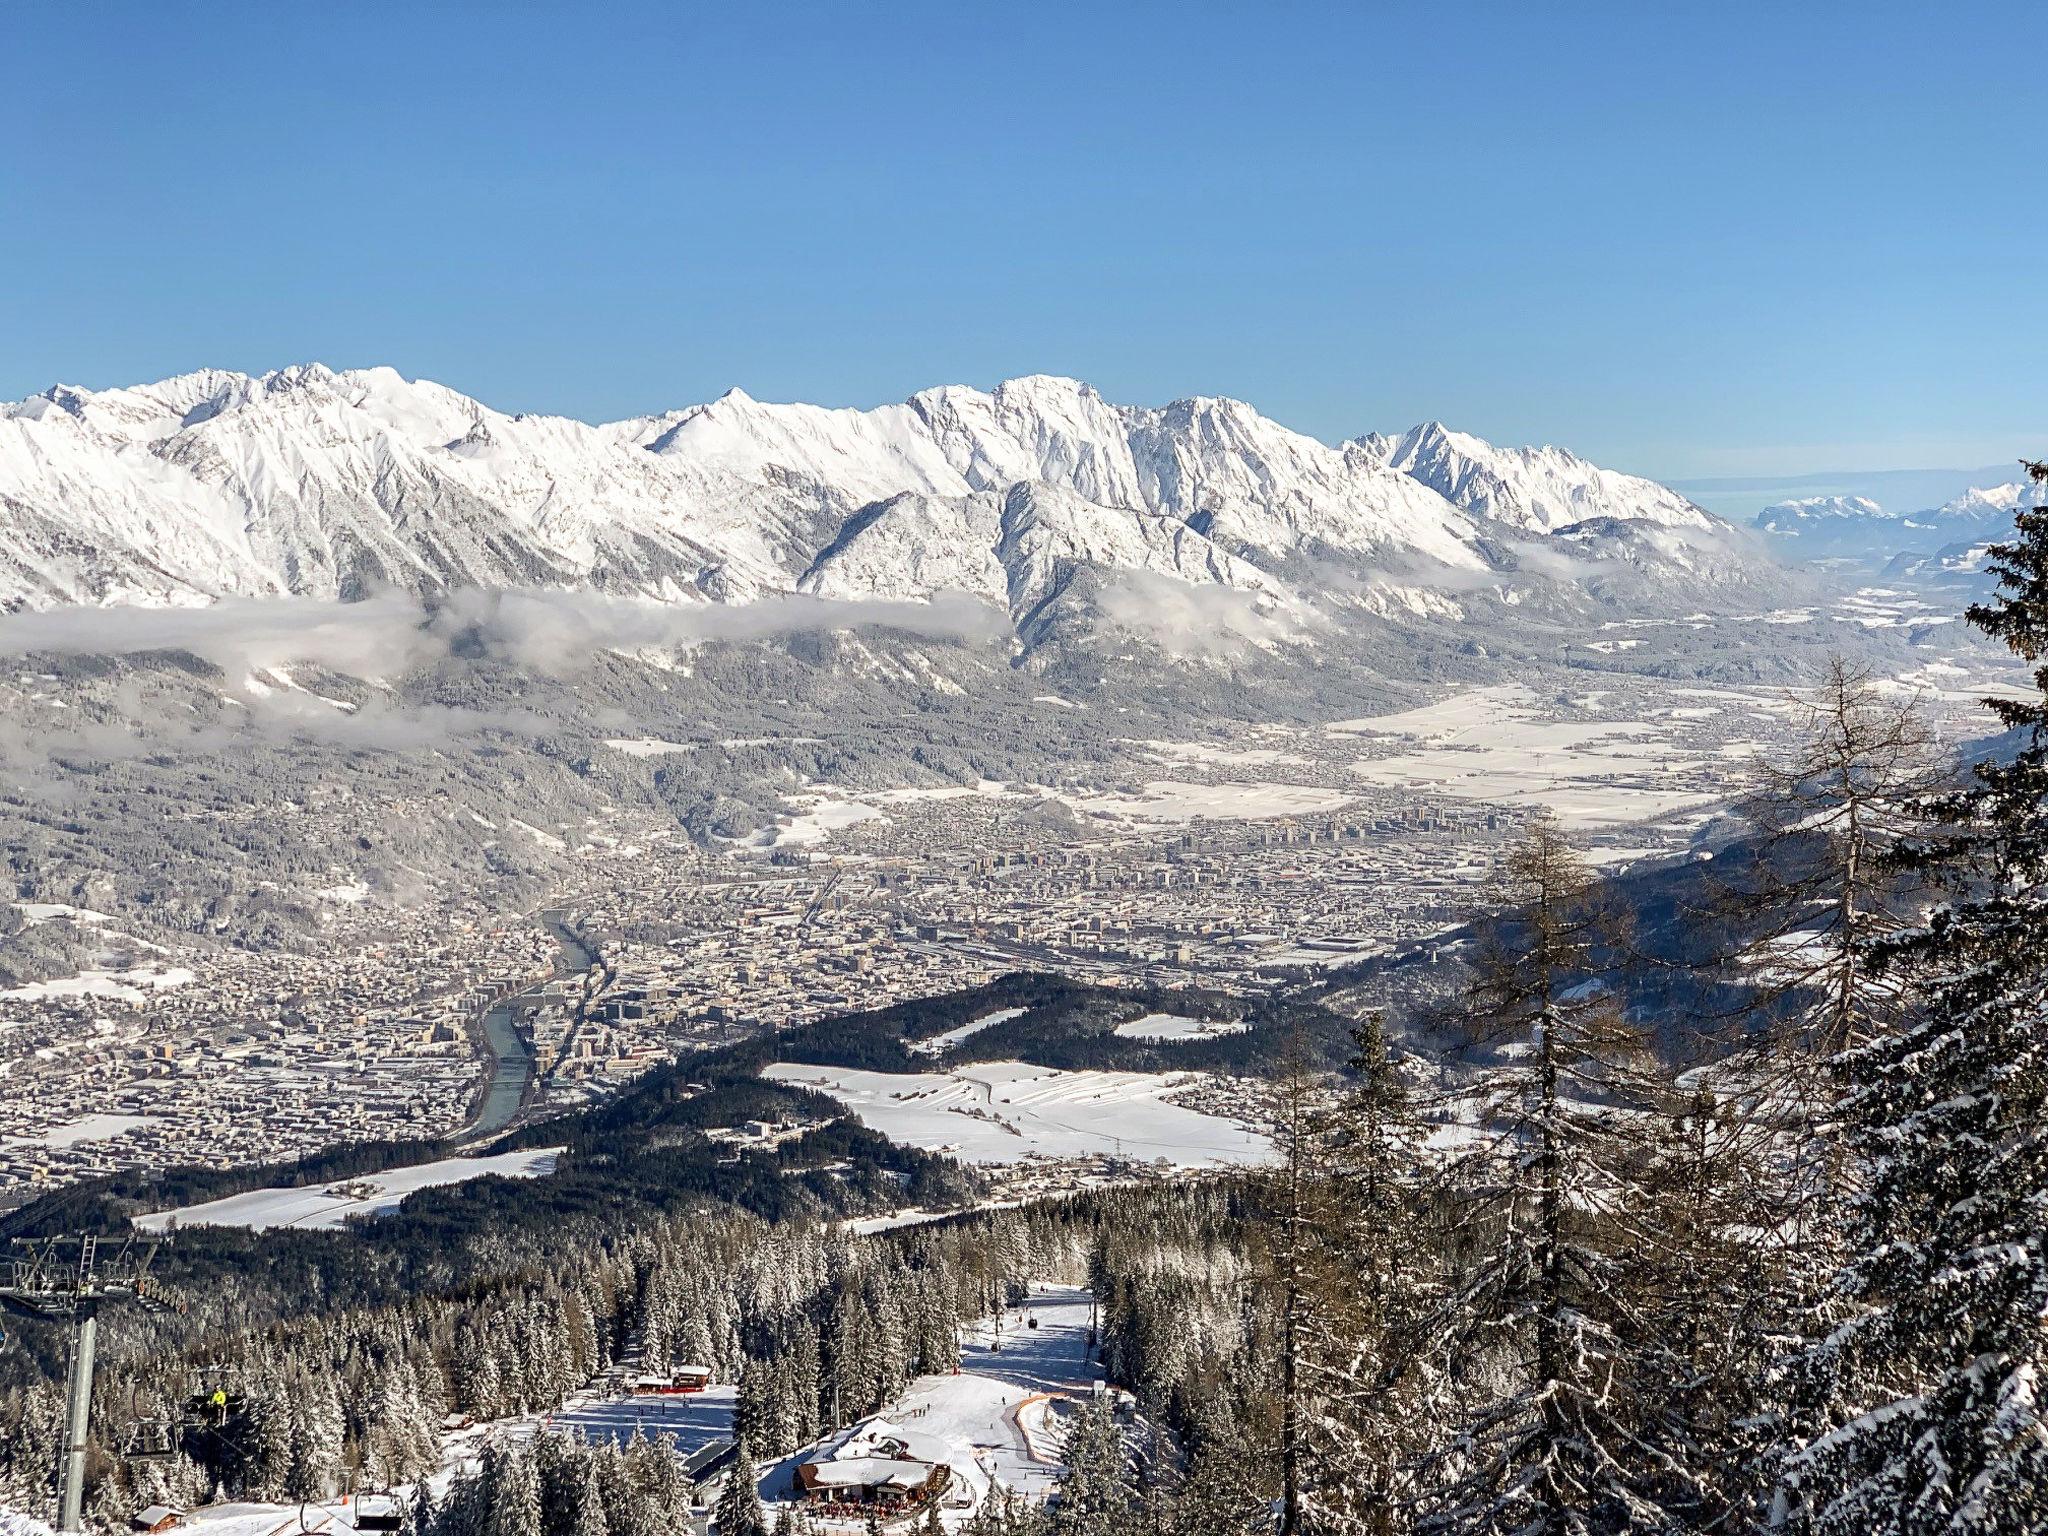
0 587 1007 679
0 587 1008 772
433 588 1006 671
1093 571 1315 657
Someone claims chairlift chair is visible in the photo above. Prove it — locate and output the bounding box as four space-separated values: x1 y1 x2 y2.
121 1418 178 1462
122 1386 178 1462
184 1364 243 1425
352 1491 406 1533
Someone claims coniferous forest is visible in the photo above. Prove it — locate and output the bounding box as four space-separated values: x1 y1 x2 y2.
3 464 2045 1534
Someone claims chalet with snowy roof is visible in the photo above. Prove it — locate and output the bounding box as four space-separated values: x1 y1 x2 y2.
793 1417 968 1512
628 1363 712 1394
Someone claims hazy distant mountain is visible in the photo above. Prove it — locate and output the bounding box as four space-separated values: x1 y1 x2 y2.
1 365 1778 650
1753 478 2042 568
1675 464 2013 525
1754 495 1896 559
1881 480 2047 585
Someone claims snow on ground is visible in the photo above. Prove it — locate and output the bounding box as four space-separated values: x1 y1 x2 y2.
1887 656 2037 704
138 1500 368 1536
752 1283 1107 1521
908 1007 1028 1056
603 736 700 757
1111 1012 1249 1042
763 1061 1272 1169
1331 684 1724 830
1062 779 1357 825
165 1288 1104 1536
0 963 195 1003
1 1112 160 1148
135 1148 564 1233
1131 738 1310 769
765 780 1042 847
511 1385 738 1462
772 792 889 847
12 901 112 925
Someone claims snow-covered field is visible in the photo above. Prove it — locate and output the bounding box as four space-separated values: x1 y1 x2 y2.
12 901 112 925
1064 779 1357 825
1111 1012 1248 1042
1132 738 1309 769
1333 684 1730 830
602 736 699 757
134 1148 564 1233
0 962 195 1003
763 1061 1271 1168
907 1006 1028 1056
771 792 888 846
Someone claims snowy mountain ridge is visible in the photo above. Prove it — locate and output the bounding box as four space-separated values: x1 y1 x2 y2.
1753 478 2044 566
1 365 1748 645
1356 420 1718 535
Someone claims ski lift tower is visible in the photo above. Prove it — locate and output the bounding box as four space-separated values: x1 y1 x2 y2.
0 1234 168 1533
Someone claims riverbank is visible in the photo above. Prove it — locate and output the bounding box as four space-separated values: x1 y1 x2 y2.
464 909 598 1141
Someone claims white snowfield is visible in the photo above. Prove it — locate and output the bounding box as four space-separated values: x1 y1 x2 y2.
908 1007 1030 1056
764 1061 1273 1169
0 962 195 1003
1112 1012 1249 1042
134 1147 564 1233
601 736 700 757
12 901 113 925
770 793 888 847
1066 779 1358 825
1334 683 1731 830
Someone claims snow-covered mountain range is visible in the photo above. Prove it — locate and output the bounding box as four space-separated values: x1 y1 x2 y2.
1 365 1757 648
1753 479 2043 566
1356 421 1718 535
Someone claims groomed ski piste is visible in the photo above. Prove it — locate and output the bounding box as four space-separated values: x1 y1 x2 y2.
150 1284 1109 1533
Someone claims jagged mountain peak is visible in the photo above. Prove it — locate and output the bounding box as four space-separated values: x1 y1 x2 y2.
0 363 1779 646
1364 418 1717 535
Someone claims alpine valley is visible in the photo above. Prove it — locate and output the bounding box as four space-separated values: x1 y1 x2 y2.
0 367 2017 996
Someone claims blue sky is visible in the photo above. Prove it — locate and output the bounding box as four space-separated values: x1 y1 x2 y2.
2 2 2038 479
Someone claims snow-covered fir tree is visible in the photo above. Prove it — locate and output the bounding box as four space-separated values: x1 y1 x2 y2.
1409 820 1677 1534
713 1442 767 1536
1775 460 2048 1532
